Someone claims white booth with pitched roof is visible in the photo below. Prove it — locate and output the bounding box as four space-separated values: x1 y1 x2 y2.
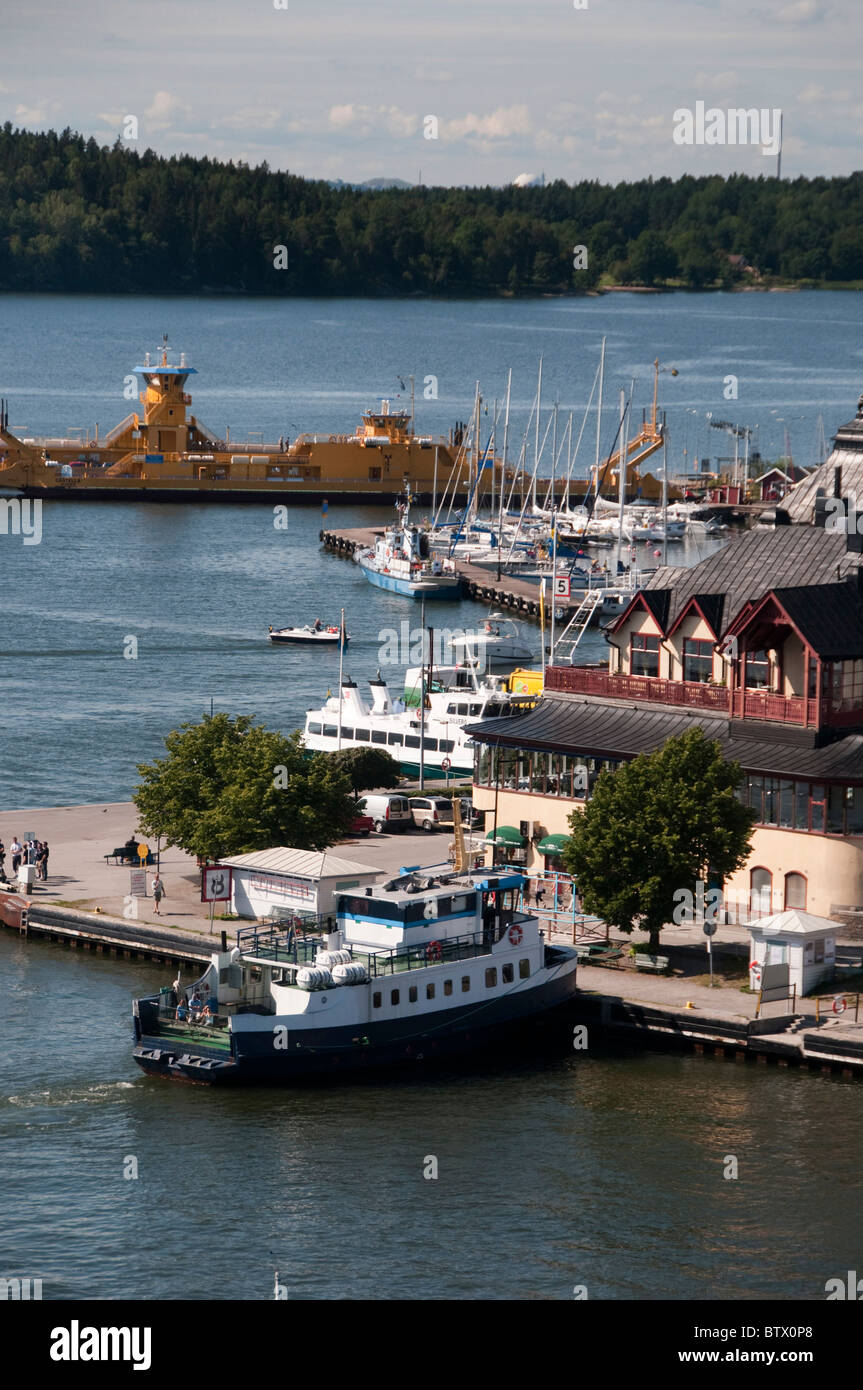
748 909 837 998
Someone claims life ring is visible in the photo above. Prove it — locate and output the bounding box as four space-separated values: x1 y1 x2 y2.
833 995 847 1015
508 924 523 946
426 940 442 961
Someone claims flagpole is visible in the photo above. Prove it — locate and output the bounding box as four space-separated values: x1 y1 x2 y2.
337 607 345 750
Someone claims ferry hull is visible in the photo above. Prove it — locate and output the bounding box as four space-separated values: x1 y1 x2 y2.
133 963 578 1085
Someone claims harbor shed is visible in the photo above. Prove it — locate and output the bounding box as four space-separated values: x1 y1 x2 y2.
748 909 837 998
218 847 381 923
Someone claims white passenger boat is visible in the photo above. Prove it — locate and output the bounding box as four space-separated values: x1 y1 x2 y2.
132 867 579 1083
303 673 528 777
358 496 461 599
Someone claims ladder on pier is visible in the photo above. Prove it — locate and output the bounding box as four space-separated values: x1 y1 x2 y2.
550 589 606 665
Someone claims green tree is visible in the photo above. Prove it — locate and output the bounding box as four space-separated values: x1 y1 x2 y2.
133 713 356 861
625 229 678 285
562 728 756 950
327 746 401 798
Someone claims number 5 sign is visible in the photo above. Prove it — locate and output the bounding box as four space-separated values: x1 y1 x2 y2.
553 575 571 599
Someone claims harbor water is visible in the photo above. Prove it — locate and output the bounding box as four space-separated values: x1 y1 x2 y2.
3 291 863 1300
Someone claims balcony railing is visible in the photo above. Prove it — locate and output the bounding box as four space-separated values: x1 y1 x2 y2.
546 664 731 712
545 664 828 727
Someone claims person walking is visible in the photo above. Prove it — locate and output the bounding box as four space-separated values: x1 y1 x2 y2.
10 837 22 876
151 873 166 915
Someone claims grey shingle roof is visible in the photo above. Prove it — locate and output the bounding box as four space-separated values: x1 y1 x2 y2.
470 696 863 780
642 524 863 635
772 583 863 659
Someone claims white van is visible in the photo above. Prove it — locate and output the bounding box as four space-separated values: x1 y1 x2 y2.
359 793 413 833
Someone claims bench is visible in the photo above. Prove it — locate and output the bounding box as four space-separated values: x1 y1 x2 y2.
105 846 155 866
634 954 670 974
576 944 624 968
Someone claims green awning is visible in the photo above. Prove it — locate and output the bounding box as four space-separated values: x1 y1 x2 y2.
485 825 525 847
537 833 569 853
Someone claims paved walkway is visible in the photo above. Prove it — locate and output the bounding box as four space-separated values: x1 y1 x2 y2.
0 801 450 939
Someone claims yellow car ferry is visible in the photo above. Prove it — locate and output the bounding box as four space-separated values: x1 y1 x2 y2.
0 340 487 504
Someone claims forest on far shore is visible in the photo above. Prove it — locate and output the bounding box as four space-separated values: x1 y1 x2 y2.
2 124 863 296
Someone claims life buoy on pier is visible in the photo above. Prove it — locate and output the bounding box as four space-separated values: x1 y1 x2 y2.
832 995 847 1015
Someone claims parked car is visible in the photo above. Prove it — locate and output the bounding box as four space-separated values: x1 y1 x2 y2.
409 796 454 832
458 798 483 829
359 793 413 834
348 811 374 836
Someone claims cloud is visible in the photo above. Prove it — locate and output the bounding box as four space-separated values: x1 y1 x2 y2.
693 69 740 94
772 0 826 22
442 105 532 140
214 107 282 132
328 104 419 137
14 103 49 125
145 90 188 131
413 65 455 83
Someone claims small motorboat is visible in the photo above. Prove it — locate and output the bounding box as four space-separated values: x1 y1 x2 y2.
267 623 349 646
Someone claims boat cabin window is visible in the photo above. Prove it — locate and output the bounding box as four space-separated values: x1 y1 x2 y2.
372 731 387 744
388 732 403 746
373 992 382 1008
323 724 338 738
355 728 370 742
486 967 498 988
405 735 421 749
391 988 400 1005
409 986 418 1003
444 980 453 996
461 976 470 993
341 726 354 740
308 722 322 735
426 983 435 999
519 959 530 979
440 739 455 753
424 737 438 751
502 963 514 984
451 893 476 914
446 703 459 714
342 894 403 921
457 703 468 715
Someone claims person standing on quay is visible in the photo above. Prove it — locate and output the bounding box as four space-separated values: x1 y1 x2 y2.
10 837 22 876
151 873 166 915
40 841 50 881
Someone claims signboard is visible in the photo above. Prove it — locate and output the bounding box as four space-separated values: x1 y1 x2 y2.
130 869 147 898
553 575 571 599
248 872 313 901
202 866 232 902
759 961 790 1001
137 843 149 861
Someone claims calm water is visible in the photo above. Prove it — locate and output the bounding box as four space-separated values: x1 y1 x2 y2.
3 292 863 1301
2 290 862 810
2 930 862 1301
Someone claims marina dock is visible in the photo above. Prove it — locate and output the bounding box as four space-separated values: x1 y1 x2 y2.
320 524 577 623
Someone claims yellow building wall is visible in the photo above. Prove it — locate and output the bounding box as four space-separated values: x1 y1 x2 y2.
474 782 863 915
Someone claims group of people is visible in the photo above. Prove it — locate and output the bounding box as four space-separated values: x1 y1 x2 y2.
0 835 50 885
174 986 216 1026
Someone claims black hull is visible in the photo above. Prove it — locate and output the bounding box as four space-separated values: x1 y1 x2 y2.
133 969 579 1086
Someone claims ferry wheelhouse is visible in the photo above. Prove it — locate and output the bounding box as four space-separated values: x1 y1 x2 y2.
132 867 579 1083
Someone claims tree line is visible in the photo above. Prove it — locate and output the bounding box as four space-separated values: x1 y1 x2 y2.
2 123 863 295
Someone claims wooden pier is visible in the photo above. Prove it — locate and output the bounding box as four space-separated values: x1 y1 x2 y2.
320 525 579 624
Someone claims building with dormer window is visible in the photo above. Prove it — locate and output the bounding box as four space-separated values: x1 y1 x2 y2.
470 502 863 923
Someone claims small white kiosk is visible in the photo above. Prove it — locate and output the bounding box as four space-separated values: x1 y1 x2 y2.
748 909 837 998
218 847 381 923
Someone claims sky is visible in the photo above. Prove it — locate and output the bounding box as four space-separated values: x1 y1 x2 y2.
1 0 860 185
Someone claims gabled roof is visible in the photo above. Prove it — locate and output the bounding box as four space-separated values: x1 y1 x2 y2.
643 524 863 636
751 909 838 937
220 847 380 879
607 587 670 636
667 592 724 640
772 583 863 659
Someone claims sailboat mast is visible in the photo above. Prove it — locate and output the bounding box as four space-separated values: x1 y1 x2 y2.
594 336 606 493
498 369 511 581
616 389 628 557
533 356 542 511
